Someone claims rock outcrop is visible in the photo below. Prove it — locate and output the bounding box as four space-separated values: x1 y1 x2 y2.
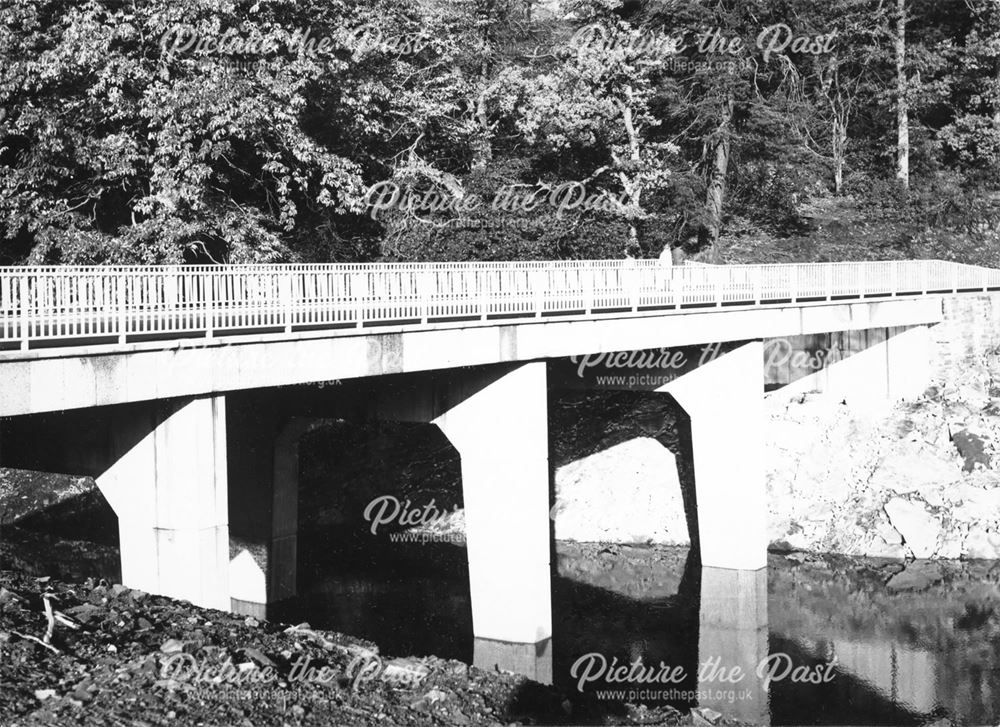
552 438 689 546
765 343 1000 560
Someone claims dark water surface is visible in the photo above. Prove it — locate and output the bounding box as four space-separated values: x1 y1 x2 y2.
288 541 1000 726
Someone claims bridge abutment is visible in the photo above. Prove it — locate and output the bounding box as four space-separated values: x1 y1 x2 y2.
96 397 230 610
765 324 932 409
887 324 931 400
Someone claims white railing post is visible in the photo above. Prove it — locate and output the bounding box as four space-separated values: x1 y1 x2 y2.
479 269 488 321
534 269 544 317
825 265 832 300
631 264 640 312
420 270 430 324
952 264 959 292
282 271 293 333
356 271 365 328
791 266 799 302
205 271 214 339
891 261 898 296
19 272 30 351
921 261 929 294
117 274 127 345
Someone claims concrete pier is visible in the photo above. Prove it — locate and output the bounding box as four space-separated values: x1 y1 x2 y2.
433 362 552 645
474 637 553 685
665 342 768 570
369 363 553 647
95 397 230 610
698 567 769 724
228 402 311 618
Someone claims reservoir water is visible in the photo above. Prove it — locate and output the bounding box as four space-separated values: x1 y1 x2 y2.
287 539 1000 726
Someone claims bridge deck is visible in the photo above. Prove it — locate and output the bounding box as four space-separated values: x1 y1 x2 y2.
1 260 998 353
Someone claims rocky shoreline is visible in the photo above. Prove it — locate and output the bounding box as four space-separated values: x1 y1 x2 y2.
0 545 755 727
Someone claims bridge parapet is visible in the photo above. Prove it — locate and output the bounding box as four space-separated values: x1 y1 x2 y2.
0 260 995 353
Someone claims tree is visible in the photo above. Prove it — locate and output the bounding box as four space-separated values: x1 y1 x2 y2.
782 0 889 195
516 14 680 256
938 0 1000 179
896 0 910 190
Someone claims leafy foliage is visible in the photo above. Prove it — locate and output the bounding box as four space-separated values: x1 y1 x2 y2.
2 0 1000 265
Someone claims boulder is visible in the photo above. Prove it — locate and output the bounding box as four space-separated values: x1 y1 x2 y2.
952 430 991 472
883 497 941 558
964 529 1000 559
869 447 960 494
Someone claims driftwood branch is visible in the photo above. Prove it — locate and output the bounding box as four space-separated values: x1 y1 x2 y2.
11 630 61 654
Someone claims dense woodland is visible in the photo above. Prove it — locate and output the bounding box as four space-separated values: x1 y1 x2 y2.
3 0 1000 267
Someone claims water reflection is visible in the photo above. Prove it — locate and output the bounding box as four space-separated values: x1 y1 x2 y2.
835 640 936 711
285 546 998 724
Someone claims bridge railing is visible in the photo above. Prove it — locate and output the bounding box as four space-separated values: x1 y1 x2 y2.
1 259 999 351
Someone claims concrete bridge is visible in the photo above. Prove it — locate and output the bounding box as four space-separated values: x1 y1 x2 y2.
0 259 997 675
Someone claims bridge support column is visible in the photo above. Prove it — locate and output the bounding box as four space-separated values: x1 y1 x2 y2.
228 406 310 619
433 362 552 646
96 397 230 610
474 637 553 685
666 342 768 570
698 567 769 724
887 324 931 401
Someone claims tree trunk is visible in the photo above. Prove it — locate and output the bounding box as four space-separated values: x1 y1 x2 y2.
832 115 846 195
618 100 644 256
700 96 733 262
470 89 492 170
895 0 909 190
994 60 1000 126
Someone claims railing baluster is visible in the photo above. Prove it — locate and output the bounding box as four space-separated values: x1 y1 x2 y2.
478 268 488 321
628 263 639 312
205 271 214 339
20 272 30 350
117 273 127 345
356 270 365 327
282 271 293 333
